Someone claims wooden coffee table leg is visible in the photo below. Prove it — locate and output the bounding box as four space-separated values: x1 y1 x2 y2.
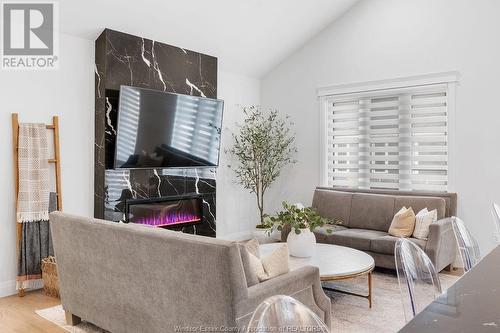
368 271 373 308
321 268 374 308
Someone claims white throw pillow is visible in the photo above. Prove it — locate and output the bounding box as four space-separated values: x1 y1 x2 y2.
248 245 290 282
413 208 438 240
238 238 261 286
247 251 267 280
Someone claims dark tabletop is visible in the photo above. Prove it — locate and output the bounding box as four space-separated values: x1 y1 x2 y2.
399 246 500 332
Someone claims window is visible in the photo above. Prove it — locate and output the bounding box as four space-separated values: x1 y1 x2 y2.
319 76 456 192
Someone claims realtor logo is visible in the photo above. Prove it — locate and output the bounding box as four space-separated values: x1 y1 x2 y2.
2 2 59 69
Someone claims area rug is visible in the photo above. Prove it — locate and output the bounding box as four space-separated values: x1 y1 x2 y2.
36 271 458 333
324 270 458 332
35 305 106 333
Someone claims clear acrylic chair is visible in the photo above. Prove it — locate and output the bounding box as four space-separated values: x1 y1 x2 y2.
394 238 442 322
492 203 500 243
451 217 481 272
247 295 330 333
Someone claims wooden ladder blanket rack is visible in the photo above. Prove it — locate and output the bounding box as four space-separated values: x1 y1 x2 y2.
11 113 62 297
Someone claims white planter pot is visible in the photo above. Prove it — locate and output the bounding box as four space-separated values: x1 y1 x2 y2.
287 228 316 257
270 225 282 241
253 228 271 243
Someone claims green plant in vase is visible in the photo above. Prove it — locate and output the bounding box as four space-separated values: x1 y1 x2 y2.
267 202 343 257
268 202 342 234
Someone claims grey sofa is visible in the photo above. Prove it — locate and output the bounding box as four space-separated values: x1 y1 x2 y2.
283 187 457 272
50 212 331 332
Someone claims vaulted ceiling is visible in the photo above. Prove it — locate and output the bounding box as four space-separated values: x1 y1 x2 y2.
59 0 359 77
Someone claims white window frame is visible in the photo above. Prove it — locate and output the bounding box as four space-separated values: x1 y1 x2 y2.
318 71 459 192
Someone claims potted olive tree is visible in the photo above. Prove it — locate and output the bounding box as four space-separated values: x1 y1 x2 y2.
227 106 297 238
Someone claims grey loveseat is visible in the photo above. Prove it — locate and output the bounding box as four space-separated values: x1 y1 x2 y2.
50 212 331 332
283 187 457 272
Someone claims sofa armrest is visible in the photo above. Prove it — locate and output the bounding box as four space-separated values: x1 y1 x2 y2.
425 217 457 271
236 266 331 329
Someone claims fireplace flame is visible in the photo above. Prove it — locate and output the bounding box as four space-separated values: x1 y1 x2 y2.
135 211 201 227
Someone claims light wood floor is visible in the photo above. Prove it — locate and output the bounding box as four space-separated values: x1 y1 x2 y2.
0 290 64 333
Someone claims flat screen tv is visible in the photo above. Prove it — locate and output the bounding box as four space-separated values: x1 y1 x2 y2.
114 86 224 169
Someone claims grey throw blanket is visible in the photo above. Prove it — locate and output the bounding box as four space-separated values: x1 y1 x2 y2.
17 193 56 289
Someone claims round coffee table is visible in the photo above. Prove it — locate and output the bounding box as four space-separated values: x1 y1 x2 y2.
260 243 375 308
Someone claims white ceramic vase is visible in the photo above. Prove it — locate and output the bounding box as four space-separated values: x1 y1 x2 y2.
287 228 316 257
270 225 282 241
253 228 271 243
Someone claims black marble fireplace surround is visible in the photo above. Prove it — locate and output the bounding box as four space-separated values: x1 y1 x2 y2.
94 29 218 237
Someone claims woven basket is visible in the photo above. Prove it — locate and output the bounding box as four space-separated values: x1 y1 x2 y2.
41 256 60 298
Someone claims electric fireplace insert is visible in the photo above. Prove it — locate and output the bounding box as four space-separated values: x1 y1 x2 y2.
125 195 203 229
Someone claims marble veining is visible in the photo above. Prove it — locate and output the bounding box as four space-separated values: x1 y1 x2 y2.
94 64 101 98
194 168 216 232
105 98 116 135
94 29 218 237
140 38 151 68
186 78 207 97
153 169 162 197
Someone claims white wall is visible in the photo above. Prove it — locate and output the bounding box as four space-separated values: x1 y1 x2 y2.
216 71 261 239
0 33 95 297
261 0 500 255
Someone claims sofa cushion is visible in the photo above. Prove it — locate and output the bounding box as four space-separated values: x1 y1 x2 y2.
328 229 388 251
370 235 427 255
413 208 438 240
313 225 347 243
312 190 353 227
240 242 290 283
388 206 416 237
242 238 260 258
238 239 261 287
258 244 290 282
349 193 396 231
394 196 446 220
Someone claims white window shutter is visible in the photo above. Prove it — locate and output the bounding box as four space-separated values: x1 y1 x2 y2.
325 84 448 192
327 98 360 188
409 90 448 191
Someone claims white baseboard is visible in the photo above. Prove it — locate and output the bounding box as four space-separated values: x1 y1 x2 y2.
0 279 17 298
